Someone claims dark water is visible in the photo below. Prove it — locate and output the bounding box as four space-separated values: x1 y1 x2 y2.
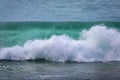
0 61 120 80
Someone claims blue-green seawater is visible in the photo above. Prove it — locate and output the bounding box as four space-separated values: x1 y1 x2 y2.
0 22 120 80
0 22 120 47
0 0 120 79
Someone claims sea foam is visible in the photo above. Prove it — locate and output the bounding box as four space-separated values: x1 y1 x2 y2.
0 25 120 62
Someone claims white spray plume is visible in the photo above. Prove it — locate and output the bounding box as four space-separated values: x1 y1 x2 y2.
0 25 120 62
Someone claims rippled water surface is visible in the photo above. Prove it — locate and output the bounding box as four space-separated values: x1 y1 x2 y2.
0 61 120 80
0 0 120 21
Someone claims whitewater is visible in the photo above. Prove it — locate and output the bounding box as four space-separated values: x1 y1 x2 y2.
0 25 120 62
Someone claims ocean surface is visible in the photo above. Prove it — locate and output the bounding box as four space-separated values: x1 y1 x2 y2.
0 0 120 80
0 0 120 21
0 22 120 80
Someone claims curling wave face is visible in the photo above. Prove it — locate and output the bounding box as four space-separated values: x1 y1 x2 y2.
0 25 120 62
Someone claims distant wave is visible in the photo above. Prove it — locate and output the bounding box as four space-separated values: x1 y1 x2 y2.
0 25 120 62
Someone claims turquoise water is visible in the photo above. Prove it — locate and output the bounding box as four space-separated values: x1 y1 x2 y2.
0 0 120 79
0 22 120 62
0 22 120 47
0 22 120 80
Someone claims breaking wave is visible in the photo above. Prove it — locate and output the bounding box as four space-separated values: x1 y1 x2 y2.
0 25 120 62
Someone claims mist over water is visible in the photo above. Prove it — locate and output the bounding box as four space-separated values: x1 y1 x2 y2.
0 25 120 62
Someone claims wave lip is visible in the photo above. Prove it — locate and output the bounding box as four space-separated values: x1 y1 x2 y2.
0 25 120 62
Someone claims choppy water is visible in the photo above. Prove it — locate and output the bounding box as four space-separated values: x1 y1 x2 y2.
0 22 120 80
0 61 120 80
0 0 120 79
0 22 120 62
0 22 120 79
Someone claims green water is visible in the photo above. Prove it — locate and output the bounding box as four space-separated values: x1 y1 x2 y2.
1 0 120 79
0 22 120 80
0 22 120 47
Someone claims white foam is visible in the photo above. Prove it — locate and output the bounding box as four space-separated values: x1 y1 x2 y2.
0 25 120 62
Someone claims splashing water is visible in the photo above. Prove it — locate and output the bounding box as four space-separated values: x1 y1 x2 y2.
0 25 120 62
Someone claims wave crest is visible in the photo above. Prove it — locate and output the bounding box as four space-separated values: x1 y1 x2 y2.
0 25 120 62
